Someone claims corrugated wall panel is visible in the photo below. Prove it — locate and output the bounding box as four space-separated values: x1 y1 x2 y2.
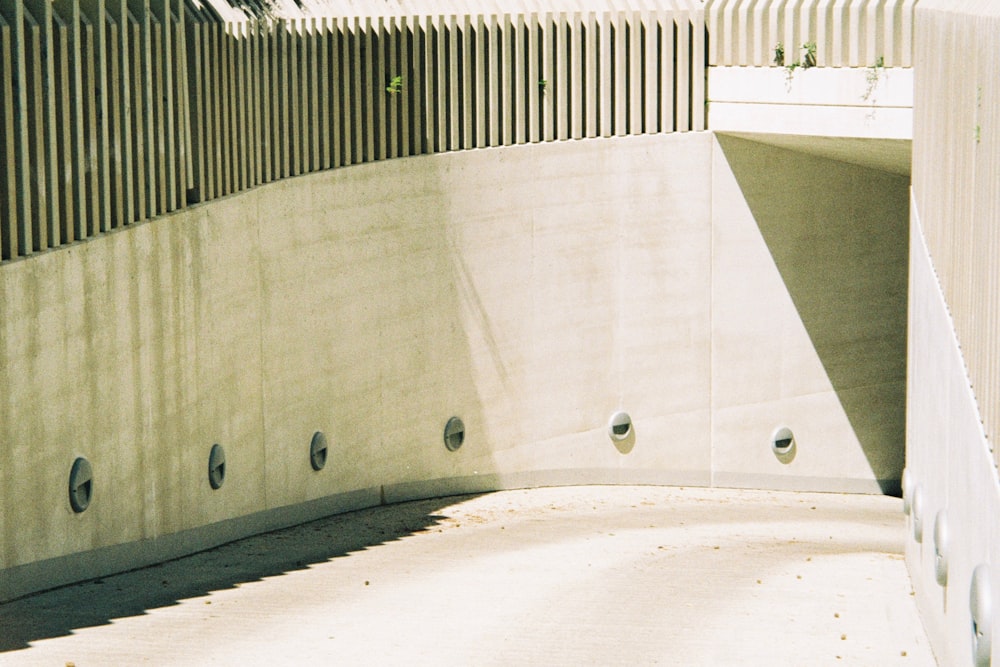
0 2 714 263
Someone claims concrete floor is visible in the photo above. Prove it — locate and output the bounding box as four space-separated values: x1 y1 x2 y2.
0 486 935 665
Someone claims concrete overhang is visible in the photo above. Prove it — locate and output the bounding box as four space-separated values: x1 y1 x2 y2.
708 66 913 176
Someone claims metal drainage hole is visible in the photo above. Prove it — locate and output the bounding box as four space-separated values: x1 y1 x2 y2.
208 444 226 490
310 431 328 471
770 426 796 462
608 412 632 442
69 457 93 513
444 417 465 451
971 564 993 667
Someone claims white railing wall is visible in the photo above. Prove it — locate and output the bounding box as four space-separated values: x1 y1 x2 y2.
704 0 917 68
912 0 1000 469
0 0 705 262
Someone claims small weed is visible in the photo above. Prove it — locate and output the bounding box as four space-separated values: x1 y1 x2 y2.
385 75 403 94
773 42 785 66
863 55 885 104
538 79 548 92
801 41 817 68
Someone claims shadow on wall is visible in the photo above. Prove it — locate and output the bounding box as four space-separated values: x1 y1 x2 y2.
716 134 910 495
0 496 479 652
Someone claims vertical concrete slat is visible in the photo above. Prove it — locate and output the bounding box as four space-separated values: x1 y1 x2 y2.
186 16 204 200
628 11 641 135
259 18 272 181
129 0 154 218
675 8 690 132
79 10 100 233
422 15 435 153
599 12 611 138
152 14 166 213
500 14 513 146
847 0 862 66
660 10 674 133
213 20 228 193
513 12 525 145
173 0 190 205
290 20 302 176
475 14 487 147
234 21 247 190
643 11 657 134
23 6 47 247
899 0 913 67
246 20 259 187
52 7 75 242
540 12 553 142
386 16 398 158
106 15 124 226
351 16 363 163
317 17 329 169
409 15 423 156
737 0 753 65
399 16 411 157
526 12 539 143
119 2 137 224
308 19 319 172
0 13 18 258
329 17 341 167
275 20 287 177
585 11 597 138
24 0 60 244
614 11 626 137
354 17 372 162
374 16 387 161
435 15 447 152
362 16 375 162
461 13 473 149
487 14 498 147
159 0 177 209
448 15 459 151
691 5 705 132
127 11 145 222
720 0 736 65
570 12 583 140
753 0 773 67
554 12 568 141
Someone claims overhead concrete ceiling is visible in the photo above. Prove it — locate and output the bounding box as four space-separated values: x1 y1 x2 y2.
717 132 912 178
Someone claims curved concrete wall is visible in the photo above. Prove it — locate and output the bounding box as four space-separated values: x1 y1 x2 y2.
0 133 909 600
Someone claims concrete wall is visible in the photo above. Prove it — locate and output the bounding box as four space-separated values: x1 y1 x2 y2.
905 1 1000 664
0 132 909 601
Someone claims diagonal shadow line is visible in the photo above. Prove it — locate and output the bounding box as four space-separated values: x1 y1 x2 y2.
716 133 910 495
0 495 481 652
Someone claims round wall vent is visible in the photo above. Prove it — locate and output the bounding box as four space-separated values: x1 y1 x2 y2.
770 426 796 463
208 444 226 490
608 412 632 442
310 431 328 471
444 417 465 451
69 457 93 513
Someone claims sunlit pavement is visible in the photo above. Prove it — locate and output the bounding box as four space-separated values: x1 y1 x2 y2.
0 486 935 665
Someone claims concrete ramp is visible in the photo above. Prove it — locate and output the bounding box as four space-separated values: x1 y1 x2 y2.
0 486 935 665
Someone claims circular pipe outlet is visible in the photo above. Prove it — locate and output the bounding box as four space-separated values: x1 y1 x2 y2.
902 468 914 515
770 426 796 463
933 509 949 587
68 457 93 513
444 417 465 452
911 484 925 543
310 431 328 471
608 412 632 442
971 564 993 667
208 444 226 490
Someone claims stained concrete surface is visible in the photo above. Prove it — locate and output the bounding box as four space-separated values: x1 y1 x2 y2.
0 486 934 665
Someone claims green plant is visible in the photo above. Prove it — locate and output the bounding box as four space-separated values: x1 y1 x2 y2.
801 41 817 68
385 75 403 94
538 79 548 92
862 55 885 103
773 42 785 67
